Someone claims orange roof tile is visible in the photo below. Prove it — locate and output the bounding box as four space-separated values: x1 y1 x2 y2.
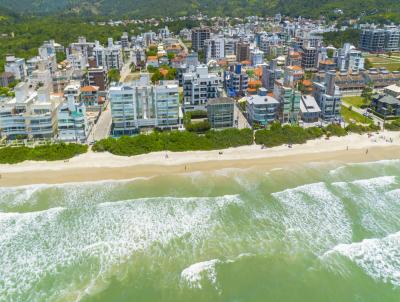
159 68 169 76
287 65 303 71
320 60 335 65
81 85 99 92
248 79 262 85
254 67 263 78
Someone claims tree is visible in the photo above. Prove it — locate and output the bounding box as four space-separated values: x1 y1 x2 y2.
56 51 66 63
108 69 121 83
361 86 373 104
167 53 175 61
364 58 373 70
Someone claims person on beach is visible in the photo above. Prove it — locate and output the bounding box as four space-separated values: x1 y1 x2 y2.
366 149 369 155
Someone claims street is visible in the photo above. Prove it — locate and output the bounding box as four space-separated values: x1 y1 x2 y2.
87 103 112 143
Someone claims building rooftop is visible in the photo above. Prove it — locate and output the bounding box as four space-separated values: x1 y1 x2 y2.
208 97 235 105
246 94 279 105
376 95 400 105
385 84 400 94
81 85 99 92
300 95 321 113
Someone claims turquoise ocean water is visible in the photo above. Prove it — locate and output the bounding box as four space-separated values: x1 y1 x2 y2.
1 159 400 301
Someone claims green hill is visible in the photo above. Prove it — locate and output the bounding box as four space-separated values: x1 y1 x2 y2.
0 0 399 22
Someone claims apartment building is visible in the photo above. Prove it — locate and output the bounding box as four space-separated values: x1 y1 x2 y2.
301 45 318 71
250 48 264 66
87 67 108 92
224 64 249 97
360 27 400 52
336 43 365 72
0 72 15 87
236 42 250 62
283 65 304 87
0 83 60 140
300 95 321 123
5 55 27 81
93 39 123 71
205 35 225 62
262 59 283 92
273 80 301 123
57 83 89 142
182 65 220 111
191 27 211 52
121 32 130 49
245 88 279 126
313 71 342 121
207 97 235 129
109 75 181 136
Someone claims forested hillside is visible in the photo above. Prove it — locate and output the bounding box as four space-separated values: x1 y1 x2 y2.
0 0 399 22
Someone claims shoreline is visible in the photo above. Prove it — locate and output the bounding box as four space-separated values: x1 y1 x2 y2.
1 131 400 187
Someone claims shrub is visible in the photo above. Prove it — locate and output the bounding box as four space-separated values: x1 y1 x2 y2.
93 129 254 156
384 119 400 131
255 123 323 147
345 123 380 134
0 143 87 164
185 120 211 133
323 124 347 137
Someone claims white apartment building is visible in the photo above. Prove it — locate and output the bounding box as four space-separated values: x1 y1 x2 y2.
105 38 123 70
30 62 53 92
67 52 87 71
0 83 60 140
5 55 27 81
93 39 123 71
57 83 89 142
313 71 342 121
205 35 225 62
109 74 181 136
336 43 365 72
182 65 220 111
250 48 264 66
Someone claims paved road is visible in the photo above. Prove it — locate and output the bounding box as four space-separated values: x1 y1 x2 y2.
120 59 133 83
178 38 188 54
88 104 112 143
341 101 384 128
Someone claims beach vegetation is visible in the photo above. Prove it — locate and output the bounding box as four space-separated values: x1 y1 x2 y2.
345 123 380 134
0 143 87 164
183 111 210 133
254 122 324 147
324 123 348 137
93 129 254 156
384 119 400 131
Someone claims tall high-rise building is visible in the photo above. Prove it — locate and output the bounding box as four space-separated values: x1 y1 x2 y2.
313 71 342 121
236 42 250 62
109 75 181 136
205 35 225 62
360 27 400 52
182 65 220 111
191 27 211 52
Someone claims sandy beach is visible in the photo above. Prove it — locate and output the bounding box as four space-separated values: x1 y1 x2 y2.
1 131 400 187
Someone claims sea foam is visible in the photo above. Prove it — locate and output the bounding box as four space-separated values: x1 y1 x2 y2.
0 194 242 302
324 231 400 287
272 182 352 254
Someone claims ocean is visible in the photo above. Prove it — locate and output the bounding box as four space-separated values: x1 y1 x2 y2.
1 159 400 301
